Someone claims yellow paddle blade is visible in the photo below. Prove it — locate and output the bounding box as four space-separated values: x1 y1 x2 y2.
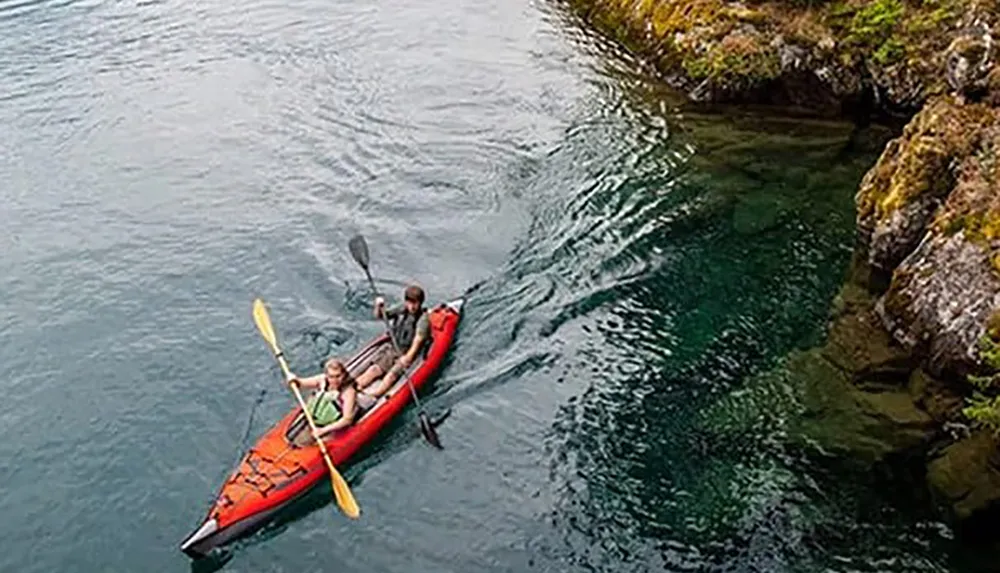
252 298 280 355
290 383 362 520
329 458 361 518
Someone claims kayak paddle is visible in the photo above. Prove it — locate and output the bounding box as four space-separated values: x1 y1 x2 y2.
348 233 443 449
252 298 361 519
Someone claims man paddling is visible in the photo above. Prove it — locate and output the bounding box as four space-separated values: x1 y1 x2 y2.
355 284 430 397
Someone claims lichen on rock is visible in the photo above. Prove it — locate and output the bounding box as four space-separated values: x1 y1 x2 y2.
932 123 1000 258
855 96 997 273
878 232 1000 378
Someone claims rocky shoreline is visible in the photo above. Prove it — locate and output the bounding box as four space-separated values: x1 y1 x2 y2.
557 0 1000 539
557 0 998 118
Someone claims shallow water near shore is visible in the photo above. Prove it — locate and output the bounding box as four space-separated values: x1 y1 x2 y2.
0 0 989 570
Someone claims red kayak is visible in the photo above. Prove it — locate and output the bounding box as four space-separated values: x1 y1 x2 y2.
180 298 464 558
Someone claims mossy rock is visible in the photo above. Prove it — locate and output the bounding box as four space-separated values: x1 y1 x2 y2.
561 0 982 114
930 125 1000 276
857 96 993 226
928 430 1000 521
790 346 935 462
820 303 912 383
908 368 966 423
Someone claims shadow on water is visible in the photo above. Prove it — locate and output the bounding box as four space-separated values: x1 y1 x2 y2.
187 480 357 573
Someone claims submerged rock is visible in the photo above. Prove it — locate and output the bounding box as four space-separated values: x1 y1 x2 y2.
794 292 937 462
908 368 965 424
794 347 936 463
928 430 1000 523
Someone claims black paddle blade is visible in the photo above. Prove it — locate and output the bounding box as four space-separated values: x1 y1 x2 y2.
430 408 451 429
419 412 443 449
348 234 370 270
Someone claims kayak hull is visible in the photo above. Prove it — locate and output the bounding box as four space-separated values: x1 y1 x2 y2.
180 299 464 558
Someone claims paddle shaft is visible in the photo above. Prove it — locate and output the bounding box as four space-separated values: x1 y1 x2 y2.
277 351 352 500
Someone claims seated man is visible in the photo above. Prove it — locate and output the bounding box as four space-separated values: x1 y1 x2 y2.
356 284 431 397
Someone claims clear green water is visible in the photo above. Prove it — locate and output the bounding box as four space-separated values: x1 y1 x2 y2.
0 0 978 570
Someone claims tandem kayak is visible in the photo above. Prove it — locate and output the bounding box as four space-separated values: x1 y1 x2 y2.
180 298 464 558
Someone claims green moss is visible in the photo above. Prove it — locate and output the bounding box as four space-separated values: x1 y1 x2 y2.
849 0 904 46
963 335 1000 434
681 35 782 84
873 37 905 64
904 0 958 36
955 211 1000 244
827 0 905 64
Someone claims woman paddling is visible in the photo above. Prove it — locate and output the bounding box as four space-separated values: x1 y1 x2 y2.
288 358 359 437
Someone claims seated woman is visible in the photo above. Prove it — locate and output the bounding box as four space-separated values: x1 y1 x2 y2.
287 358 358 438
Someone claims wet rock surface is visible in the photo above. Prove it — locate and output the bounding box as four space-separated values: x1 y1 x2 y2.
928 430 1000 523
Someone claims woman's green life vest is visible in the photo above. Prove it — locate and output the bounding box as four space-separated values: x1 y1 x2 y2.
305 391 342 426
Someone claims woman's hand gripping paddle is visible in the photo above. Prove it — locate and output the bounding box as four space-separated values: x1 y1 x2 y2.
252 298 361 519
348 234 443 449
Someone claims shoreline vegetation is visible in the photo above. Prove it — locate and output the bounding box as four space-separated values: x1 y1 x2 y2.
555 0 1000 542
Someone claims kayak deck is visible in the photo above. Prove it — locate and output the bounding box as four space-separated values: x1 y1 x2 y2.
180 299 463 558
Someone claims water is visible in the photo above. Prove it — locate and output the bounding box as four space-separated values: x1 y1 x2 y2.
0 0 975 571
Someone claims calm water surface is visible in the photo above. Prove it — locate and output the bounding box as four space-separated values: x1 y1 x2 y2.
0 0 976 571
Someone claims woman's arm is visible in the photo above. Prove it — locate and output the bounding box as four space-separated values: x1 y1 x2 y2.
288 373 324 390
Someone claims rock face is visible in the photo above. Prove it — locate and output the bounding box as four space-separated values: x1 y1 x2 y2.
855 95 1000 379
855 97 996 274
816 94 1000 532
928 430 1000 525
558 0 999 117
880 232 1000 378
